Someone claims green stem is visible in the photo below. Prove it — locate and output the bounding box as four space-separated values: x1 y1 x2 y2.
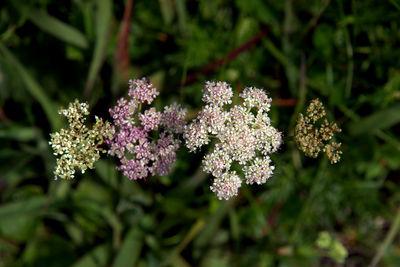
336 0 354 99
288 54 307 169
289 158 328 244
161 218 206 266
369 206 400 267
282 135 295 142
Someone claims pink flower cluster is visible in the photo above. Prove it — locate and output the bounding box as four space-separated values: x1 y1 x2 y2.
184 81 282 200
106 78 187 180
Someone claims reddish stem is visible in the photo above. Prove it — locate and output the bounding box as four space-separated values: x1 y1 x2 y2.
115 0 134 77
274 98 298 107
184 28 270 85
0 107 10 123
268 200 284 227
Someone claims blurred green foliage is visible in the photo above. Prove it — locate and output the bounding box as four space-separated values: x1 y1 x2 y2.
1 0 400 266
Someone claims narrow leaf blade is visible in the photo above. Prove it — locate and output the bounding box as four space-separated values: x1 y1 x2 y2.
112 227 143 267
26 8 89 49
0 43 62 130
85 0 112 96
349 105 400 135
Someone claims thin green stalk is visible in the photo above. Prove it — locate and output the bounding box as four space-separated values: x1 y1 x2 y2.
289 54 307 169
289 158 328 244
369 206 400 267
289 53 307 130
283 0 296 94
336 0 354 98
180 46 190 101
161 218 206 266
300 0 331 38
282 136 295 142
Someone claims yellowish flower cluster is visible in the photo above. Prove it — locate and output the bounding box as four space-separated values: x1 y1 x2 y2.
295 99 342 164
49 100 112 179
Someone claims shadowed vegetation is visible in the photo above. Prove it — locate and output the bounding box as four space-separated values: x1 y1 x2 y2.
1 0 400 266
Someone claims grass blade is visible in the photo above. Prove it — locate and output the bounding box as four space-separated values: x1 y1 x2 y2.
348 105 400 135
0 43 62 130
0 196 48 218
0 196 49 241
23 7 88 49
369 206 400 267
389 0 400 11
0 125 38 141
159 0 174 25
113 227 143 267
175 0 188 36
162 218 206 266
72 243 110 267
84 0 113 97
193 200 232 250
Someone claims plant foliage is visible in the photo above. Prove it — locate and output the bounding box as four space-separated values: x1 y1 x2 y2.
1 0 400 266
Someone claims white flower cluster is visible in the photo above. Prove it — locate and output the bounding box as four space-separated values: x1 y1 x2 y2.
184 81 282 200
49 100 112 179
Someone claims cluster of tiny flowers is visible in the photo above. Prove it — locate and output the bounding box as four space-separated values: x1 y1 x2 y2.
49 100 112 179
295 98 342 164
184 81 282 200
106 78 187 180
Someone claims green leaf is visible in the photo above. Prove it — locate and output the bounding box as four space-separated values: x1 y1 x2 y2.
263 38 298 76
175 0 188 35
0 196 49 241
229 208 239 241
389 0 400 11
0 196 48 219
235 0 278 28
163 218 205 265
23 236 76 267
113 227 143 267
85 0 112 96
66 45 85 61
74 179 112 206
95 159 118 191
72 243 110 267
0 125 38 141
348 105 400 135
64 223 84 245
316 231 332 249
236 17 259 45
23 7 88 49
159 0 174 25
0 238 19 266
193 200 231 252
313 24 334 60
0 43 62 130
72 196 122 249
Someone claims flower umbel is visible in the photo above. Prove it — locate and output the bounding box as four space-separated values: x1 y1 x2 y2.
106 78 187 180
295 98 342 164
184 81 282 200
49 100 112 179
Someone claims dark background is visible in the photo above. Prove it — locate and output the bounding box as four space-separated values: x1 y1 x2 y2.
1 0 400 266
